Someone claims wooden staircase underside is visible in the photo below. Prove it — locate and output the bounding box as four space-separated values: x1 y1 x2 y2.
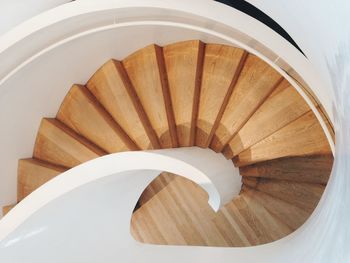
2 40 334 248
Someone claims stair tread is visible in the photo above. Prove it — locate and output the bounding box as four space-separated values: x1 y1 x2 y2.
163 40 204 147
33 118 104 168
138 172 176 206
123 44 177 148
223 79 310 157
196 44 246 148
57 84 138 153
220 194 291 245
211 54 282 152
239 154 333 184
241 186 309 230
242 177 325 212
17 158 66 201
87 60 158 150
234 110 332 166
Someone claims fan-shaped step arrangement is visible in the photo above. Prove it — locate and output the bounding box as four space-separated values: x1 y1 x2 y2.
1 40 333 247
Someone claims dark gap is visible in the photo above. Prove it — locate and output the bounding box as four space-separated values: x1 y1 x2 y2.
215 0 305 56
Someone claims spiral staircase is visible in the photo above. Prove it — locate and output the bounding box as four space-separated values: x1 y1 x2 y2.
1 40 334 247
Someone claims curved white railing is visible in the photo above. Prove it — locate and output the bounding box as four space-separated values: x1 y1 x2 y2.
0 147 241 260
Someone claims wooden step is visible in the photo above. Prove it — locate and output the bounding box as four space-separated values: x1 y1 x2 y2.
211 54 282 152
2 204 16 216
242 177 325 213
56 84 138 153
239 154 333 184
240 191 292 241
138 172 176 206
163 40 205 147
223 79 310 156
123 44 177 148
233 111 332 166
87 60 159 150
33 118 105 168
241 186 309 230
196 44 247 148
211 203 251 247
216 194 290 246
18 159 66 201
132 175 232 246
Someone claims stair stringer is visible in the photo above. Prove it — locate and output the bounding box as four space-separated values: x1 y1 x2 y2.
0 147 241 244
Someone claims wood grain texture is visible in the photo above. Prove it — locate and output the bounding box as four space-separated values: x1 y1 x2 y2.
57 84 138 153
18 158 66 201
234 111 332 166
2 204 15 216
196 44 246 148
132 176 228 246
138 172 176 206
239 154 333 184
87 60 159 150
123 44 177 148
211 54 282 152
132 175 295 247
240 190 292 240
242 177 325 213
163 40 204 147
223 80 310 157
33 118 104 168
241 186 309 230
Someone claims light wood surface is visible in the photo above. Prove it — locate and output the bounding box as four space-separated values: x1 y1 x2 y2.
2 204 15 216
223 79 310 157
211 54 282 152
163 40 204 147
123 44 177 148
33 118 104 168
132 176 227 246
242 177 325 213
196 44 246 148
18 158 66 201
138 172 176 206
234 111 332 166
131 175 296 247
241 186 309 230
57 84 138 153
87 60 159 150
239 190 291 241
239 154 333 184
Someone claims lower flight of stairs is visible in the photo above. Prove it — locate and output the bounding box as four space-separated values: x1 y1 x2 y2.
1 40 334 247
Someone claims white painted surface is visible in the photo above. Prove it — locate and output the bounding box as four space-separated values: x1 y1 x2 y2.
0 147 240 256
0 0 70 36
0 0 334 210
